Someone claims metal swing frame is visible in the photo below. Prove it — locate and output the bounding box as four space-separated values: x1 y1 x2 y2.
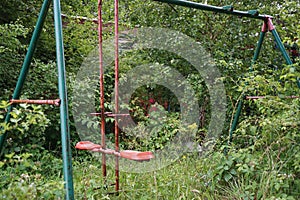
0 0 297 199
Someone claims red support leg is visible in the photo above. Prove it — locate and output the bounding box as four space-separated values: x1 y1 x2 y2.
97 0 107 179
114 0 120 192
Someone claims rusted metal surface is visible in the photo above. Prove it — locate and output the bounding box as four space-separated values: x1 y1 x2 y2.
114 0 120 191
90 112 130 117
90 112 111 116
10 99 61 106
97 0 107 179
107 113 130 117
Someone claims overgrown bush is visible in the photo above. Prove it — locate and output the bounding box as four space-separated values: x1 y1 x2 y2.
0 101 50 155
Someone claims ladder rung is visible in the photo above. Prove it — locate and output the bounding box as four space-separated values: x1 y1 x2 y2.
10 99 60 106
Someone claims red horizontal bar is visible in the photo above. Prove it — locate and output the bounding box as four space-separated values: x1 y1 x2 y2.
245 96 265 99
10 99 60 106
245 96 299 100
90 112 110 116
90 112 130 117
107 113 130 117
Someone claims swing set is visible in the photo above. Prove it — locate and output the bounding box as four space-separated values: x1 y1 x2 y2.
0 0 298 199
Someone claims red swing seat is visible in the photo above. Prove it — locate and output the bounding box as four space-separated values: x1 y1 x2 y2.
75 141 154 161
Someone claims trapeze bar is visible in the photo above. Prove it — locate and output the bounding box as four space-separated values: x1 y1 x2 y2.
75 141 154 161
245 96 299 100
10 99 61 106
153 0 272 20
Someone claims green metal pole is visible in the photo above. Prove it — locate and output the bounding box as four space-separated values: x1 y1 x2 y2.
252 32 266 62
271 30 300 87
0 0 51 156
228 99 243 144
251 21 268 71
224 98 243 154
270 30 292 65
53 0 75 199
227 20 268 153
268 18 300 88
154 0 271 20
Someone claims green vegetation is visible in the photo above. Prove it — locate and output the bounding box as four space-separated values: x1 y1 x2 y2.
1 0 299 199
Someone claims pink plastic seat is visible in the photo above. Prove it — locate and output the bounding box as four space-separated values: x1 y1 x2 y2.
75 141 154 161
75 141 101 150
120 150 154 161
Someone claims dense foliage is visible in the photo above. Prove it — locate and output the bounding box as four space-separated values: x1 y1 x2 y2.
1 0 299 199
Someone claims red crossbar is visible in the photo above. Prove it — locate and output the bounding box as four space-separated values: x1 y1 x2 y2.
10 99 60 106
246 96 299 100
90 112 130 117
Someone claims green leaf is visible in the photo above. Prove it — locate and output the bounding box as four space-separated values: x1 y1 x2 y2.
223 172 233 182
275 183 281 191
5 152 15 159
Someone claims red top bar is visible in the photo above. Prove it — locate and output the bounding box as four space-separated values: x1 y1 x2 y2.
10 99 60 106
